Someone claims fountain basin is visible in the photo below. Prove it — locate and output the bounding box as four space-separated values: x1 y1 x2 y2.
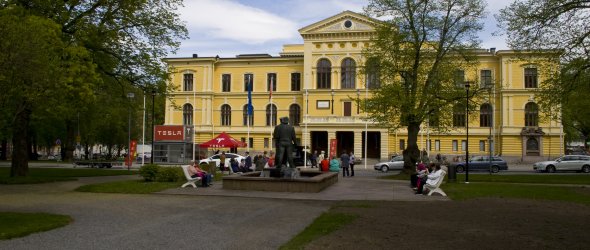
222 170 338 193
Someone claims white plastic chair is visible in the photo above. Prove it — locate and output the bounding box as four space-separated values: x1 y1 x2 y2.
181 165 201 188
425 170 447 196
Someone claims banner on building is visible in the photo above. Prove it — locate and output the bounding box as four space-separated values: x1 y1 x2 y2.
329 139 337 159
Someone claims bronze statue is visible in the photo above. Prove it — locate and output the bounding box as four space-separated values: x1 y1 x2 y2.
273 117 297 168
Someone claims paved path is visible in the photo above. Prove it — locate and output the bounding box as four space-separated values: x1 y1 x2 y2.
0 168 443 249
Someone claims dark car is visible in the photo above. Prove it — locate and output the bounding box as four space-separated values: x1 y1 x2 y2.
452 156 508 173
292 146 312 167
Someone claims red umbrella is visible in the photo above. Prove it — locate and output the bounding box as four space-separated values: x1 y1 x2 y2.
199 132 247 148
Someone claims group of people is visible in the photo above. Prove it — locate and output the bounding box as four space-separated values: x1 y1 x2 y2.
411 162 444 195
311 150 356 177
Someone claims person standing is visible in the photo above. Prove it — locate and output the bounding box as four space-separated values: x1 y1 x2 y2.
340 150 350 177
311 150 318 168
349 152 356 177
244 151 252 171
219 151 226 173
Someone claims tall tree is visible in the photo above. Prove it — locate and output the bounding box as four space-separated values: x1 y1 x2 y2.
363 0 487 171
497 0 590 145
1 0 187 175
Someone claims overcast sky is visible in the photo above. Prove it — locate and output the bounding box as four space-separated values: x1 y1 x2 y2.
172 0 514 58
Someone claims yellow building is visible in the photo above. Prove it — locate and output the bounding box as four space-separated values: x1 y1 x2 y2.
164 11 563 163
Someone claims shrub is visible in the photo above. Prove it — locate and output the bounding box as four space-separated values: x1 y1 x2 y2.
157 167 182 182
139 164 160 182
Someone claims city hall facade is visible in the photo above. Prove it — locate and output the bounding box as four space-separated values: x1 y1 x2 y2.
163 11 563 162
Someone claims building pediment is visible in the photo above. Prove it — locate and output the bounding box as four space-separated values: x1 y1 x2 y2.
298 11 379 37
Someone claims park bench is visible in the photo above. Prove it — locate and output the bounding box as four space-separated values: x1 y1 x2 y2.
425 170 447 196
181 165 202 188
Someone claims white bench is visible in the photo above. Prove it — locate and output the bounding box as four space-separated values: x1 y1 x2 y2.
181 165 202 188
425 170 447 196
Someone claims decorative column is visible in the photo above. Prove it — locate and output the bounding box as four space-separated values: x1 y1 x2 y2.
354 131 362 159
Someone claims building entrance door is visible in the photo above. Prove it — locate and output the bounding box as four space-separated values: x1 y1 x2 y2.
336 131 354 155
362 131 381 159
311 131 328 155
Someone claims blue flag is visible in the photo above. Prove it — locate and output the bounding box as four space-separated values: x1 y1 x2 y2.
247 82 253 115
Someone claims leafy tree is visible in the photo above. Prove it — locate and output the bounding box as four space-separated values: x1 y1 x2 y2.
1 0 186 176
363 0 487 171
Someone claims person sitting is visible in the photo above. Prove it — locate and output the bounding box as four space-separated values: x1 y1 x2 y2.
329 156 340 172
189 162 212 187
320 158 329 172
412 163 429 191
238 159 248 172
255 152 268 171
416 163 442 194
230 158 240 173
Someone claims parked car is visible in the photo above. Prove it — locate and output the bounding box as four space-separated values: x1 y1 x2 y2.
199 153 245 169
452 156 508 173
533 155 590 173
292 146 312 167
374 155 404 172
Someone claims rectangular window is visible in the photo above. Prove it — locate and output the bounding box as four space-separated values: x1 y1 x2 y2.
264 138 269 148
267 73 277 92
343 102 352 116
291 73 301 91
461 140 467 151
183 73 193 91
399 139 405 151
435 140 441 151
524 68 538 88
249 138 254 148
481 70 492 88
244 73 253 92
454 70 465 87
427 140 432 151
222 74 231 92
479 140 486 151
452 140 458 151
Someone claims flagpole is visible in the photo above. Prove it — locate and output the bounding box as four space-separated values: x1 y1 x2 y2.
247 74 251 152
142 91 146 166
270 74 273 152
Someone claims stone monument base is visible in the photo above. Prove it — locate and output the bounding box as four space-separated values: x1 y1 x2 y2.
222 169 338 193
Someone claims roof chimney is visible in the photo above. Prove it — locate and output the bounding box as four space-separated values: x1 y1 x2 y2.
192 54 198 58
490 48 496 54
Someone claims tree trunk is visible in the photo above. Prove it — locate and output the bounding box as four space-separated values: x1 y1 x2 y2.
0 139 7 160
10 103 31 177
402 122 421 174
63 120 75 161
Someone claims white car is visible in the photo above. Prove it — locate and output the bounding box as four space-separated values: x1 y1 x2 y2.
199 153 245 169
533 155 590 173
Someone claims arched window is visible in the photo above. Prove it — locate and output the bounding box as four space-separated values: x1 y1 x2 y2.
525 102 539 126
341 58 356 89
183 104 193 125
316 59 331 89
453 104 465 127
242 104 253 126
289 104 301 126
365 58 380 89
480 103 492 127
221 104 231 126
266 104 277 126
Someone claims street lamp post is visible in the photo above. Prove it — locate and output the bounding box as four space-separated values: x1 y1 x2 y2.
151 90 156 164
127 92 135 170
331 89 335 114
464 82 471 183
356 89 360 114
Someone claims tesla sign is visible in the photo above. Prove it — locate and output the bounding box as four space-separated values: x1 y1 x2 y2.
154 125 184 141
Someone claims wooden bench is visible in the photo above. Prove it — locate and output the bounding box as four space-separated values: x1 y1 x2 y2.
425 170 447 196
181 165 202 188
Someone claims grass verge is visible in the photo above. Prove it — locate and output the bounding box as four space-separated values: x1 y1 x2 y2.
0 167 137 184
443 182 590 205
280 211 358 250
75 180 183 194
382 172 590 185
0 212 72 240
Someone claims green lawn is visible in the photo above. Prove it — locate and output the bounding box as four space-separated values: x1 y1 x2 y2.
280 211 358 250
75 180 183 194
0 167 137 184
0 212 72 240
383 172 590 185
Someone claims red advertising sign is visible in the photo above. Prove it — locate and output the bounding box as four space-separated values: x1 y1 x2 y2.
329 139 337 159
125 140 137 167
154 125 184 141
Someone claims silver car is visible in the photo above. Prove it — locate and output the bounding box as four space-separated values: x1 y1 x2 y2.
374 155 404 172
533 155 590 173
